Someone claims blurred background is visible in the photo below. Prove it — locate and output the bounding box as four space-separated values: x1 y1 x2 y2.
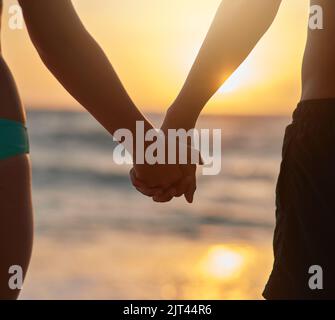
2 0 309 299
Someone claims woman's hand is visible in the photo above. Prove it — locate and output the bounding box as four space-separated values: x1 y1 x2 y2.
129 109 201 203
130 162 197 203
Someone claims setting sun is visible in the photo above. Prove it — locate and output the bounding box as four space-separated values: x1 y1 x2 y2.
219 60 256 95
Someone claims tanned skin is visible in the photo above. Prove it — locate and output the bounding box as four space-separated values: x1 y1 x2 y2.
0 0 33 300
302 0 335 100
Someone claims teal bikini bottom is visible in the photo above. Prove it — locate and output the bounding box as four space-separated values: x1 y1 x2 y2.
0 119 29 160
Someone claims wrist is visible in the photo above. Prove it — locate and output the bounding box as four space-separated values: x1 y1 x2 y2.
164 103 198 131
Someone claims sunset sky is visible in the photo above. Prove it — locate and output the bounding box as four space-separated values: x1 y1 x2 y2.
2 0 310 115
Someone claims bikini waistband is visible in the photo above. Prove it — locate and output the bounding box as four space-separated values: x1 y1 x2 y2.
0 119 29 160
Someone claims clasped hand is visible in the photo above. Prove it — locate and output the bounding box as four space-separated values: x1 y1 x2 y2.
129 114 201 203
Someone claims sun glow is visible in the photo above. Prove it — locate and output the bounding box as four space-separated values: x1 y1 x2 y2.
219 60 257 95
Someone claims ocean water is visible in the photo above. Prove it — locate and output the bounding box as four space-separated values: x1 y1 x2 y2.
21 111 290 300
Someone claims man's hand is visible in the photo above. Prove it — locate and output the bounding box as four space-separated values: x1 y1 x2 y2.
131 162 182 194
153 163 197 203
130 162 197 203
129 110 201 203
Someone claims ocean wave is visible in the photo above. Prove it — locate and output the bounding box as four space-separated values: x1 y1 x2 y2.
32 165 131 188
35 212 273 240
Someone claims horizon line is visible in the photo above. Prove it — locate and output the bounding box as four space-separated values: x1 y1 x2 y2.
25 106 291 118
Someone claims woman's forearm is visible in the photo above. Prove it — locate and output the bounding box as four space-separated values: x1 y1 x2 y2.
34 32 152 138
19 0 152 139
168 0 282 128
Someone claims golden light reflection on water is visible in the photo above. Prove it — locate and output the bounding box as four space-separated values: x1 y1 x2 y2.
22 234 273 300
180 243 270 300
200 245 245 280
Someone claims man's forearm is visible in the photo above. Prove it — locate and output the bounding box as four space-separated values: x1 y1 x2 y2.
168 0 282 128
